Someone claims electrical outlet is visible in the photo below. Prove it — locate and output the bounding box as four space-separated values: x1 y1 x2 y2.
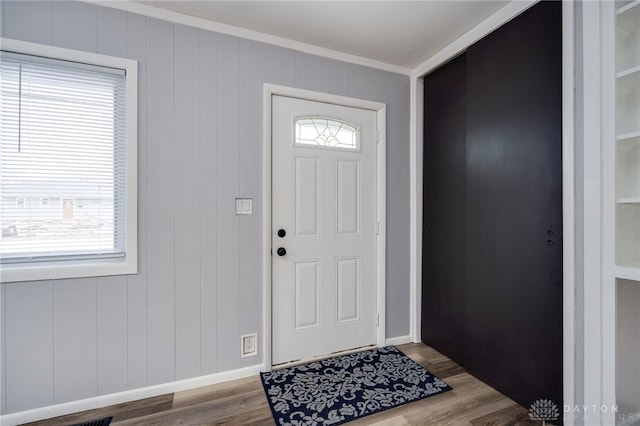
241 333 257 357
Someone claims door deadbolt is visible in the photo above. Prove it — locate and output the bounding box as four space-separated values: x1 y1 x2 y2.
277 229 286 238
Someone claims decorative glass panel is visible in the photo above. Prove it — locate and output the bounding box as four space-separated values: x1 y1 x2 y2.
295 117 360 150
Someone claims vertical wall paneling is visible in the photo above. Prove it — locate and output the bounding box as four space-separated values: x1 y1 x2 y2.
239 39 268 367
385 75 399 337
305 55 346 95
5 281 54 412
294 52 309 88
1 0 5 38
174 24 202 380
52 1 96 52
393 74 411 335
268 45 296 87
379 71 402 337
199 29 219 375
1 0 411 414
53 278 98 404
2 1 53 45
216 34 241 371
96 277 128 395
96 7 126 57
345 64 378 101
95 5 130 397
145 18 176 385
124 11 149 389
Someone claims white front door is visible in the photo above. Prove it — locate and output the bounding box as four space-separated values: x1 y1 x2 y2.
272 95 378 365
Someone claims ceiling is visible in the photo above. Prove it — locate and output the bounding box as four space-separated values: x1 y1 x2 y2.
134 1 510 70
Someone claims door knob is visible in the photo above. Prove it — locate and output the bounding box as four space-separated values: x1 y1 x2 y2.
277 229 286 238
277 247 287 256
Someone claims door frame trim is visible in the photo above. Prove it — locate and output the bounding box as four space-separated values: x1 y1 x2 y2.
262 84 387 370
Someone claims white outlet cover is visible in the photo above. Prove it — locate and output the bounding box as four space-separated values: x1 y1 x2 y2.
241 333 258 357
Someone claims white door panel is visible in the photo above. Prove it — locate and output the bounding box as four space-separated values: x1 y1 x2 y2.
272 95 377 365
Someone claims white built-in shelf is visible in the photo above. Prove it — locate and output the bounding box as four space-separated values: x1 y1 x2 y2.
616 136 640 199
617 131 640 141
616 204 640 275
617 1 640 72
617 197 640 204
615 67 639 136
617 0 640 15
616 84 639 136
614 2 640 423
617 65 640 80
617 66 640 89
615 261 640 281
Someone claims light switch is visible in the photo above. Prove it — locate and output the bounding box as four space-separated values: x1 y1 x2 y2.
235 198 252 215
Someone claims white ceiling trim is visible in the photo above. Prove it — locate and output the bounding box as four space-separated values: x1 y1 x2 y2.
84 0 412 76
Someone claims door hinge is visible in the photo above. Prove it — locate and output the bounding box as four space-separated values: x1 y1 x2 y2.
376 221 380 235
376 313 380 327
376 129 380 143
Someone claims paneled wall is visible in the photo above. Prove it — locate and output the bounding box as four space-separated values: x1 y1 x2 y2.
0 0 410 414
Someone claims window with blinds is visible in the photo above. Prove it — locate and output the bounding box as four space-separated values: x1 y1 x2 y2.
0 41 137 281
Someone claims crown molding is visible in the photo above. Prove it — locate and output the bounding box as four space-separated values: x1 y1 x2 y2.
83 0 412 76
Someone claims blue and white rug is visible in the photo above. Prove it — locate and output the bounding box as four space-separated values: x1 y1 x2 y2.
260 346 451 426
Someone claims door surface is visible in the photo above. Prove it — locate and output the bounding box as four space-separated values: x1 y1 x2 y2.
272 95 378 365
421 53 467 366
464 1 562 408
422 0 562 411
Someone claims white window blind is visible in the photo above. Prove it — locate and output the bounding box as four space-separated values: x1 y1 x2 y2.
0 50 127 264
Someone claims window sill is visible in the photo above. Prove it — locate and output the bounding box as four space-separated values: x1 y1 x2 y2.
0 257 137 283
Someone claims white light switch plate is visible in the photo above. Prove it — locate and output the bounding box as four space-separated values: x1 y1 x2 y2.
235 198 252 215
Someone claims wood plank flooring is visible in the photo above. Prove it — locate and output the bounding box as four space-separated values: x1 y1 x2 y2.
23 343 546 426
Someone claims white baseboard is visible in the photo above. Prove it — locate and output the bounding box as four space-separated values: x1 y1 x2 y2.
0 364 264 426
385 335 412 346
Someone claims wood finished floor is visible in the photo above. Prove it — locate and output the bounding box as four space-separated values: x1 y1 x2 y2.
23 343 546 426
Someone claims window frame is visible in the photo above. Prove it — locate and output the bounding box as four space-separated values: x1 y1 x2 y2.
0 38 138 283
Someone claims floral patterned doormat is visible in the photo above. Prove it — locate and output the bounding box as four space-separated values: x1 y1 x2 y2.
260 346 451 426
